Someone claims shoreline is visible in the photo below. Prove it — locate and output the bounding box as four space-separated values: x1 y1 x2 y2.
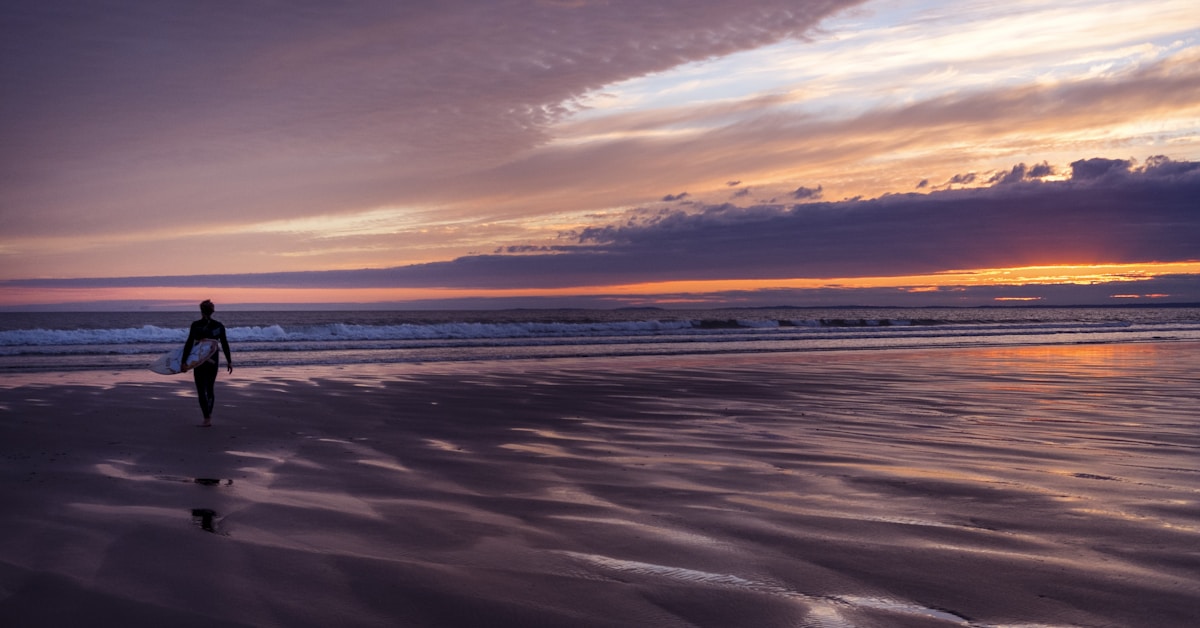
2 342 1198 626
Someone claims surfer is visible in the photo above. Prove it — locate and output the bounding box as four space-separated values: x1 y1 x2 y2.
180 300 233 427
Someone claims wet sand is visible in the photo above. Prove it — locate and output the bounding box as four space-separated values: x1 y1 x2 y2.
1 343 1198 627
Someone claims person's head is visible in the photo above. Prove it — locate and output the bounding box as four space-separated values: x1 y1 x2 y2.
200 300 215 317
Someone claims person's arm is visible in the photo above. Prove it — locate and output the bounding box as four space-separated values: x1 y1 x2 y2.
180 324 196 372
220 326 232 374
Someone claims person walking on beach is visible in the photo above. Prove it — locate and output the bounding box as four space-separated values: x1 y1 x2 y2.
181 300 232 427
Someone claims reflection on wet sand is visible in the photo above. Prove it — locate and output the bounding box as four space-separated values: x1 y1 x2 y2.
191 508 219 533
1 342 1197 627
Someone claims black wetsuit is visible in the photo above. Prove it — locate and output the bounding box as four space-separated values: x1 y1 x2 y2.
182 317 231 418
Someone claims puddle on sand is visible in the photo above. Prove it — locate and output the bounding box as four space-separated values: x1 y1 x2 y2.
194 478 233 486
151 474 234 486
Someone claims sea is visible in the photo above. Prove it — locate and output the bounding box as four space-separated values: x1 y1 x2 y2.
2 306 1199 374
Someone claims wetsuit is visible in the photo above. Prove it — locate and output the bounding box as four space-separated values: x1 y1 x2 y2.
182 317 232 418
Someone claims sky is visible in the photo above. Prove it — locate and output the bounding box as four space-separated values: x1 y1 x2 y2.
2 0 1198 310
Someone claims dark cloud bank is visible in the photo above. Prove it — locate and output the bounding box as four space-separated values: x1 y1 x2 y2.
7 156 1200 307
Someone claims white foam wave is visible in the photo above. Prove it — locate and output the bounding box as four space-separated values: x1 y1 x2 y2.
0 324 184 346
1 318 1157 349
2 312 1197 369
0 320 698 347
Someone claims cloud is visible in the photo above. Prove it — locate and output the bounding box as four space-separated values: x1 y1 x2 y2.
987 161 1055 185
556 159 1200 282
0 0 864 239
1027 162 1054 178
792 185 824 200
9 157 1198 294
947 173 978 186
506 48 1200 217
662 192 690 202
1070 157 1133 180
1143 154 1200 177
1069 154 1200 181
400 155 1200 283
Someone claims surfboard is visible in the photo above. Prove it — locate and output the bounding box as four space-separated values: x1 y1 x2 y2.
149 338 220 375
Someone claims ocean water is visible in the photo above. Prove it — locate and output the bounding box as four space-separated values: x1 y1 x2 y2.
1 306 1199 373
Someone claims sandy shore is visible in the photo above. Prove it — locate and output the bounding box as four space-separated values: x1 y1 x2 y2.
2 342 1198 627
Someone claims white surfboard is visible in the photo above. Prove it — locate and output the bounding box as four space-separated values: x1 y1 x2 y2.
149 338 220 375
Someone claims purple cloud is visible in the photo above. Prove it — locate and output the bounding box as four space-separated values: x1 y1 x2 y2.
947 172 977 186
792 185 824 200
1 0 865 239
560 159 1200 282
1028 161 1054 178
1070 157 1133 180
9 157 1198 295
988 164 1028 185
1141 154 1200 177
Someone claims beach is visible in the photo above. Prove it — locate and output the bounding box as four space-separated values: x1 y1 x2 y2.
1 342 1198 627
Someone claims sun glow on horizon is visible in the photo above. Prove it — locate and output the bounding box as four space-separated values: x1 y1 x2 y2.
2 261 1197 309
584 261 1200 296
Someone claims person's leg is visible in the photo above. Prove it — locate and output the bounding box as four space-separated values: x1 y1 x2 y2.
192 368 207 414
194 362 217 424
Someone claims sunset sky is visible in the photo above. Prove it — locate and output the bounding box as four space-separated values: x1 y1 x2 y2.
2 0 1198 310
